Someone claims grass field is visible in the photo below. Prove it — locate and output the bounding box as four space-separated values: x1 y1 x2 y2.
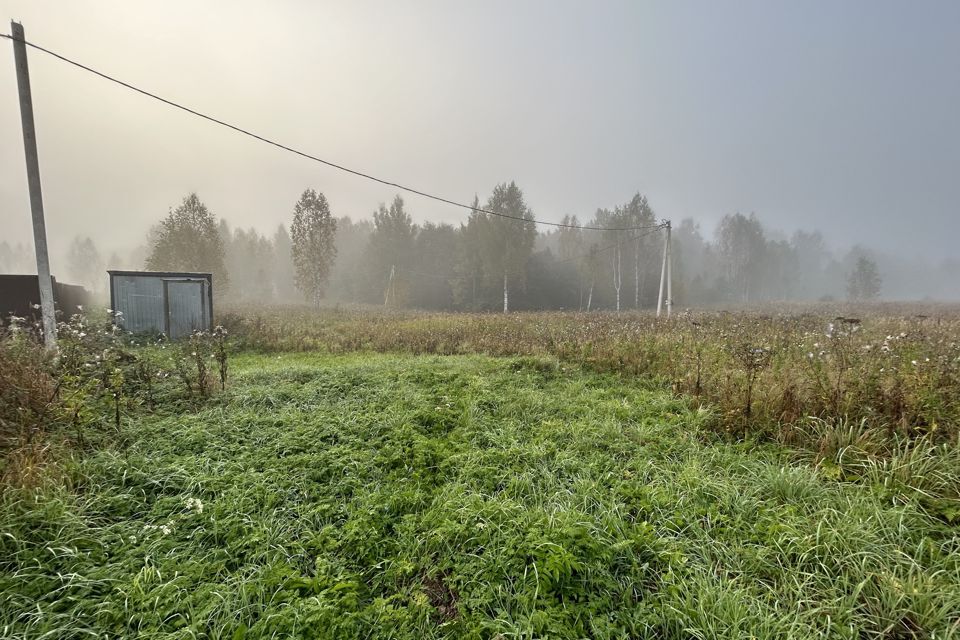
3 347 959 639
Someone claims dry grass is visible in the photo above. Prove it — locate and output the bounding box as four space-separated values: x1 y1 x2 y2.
0 327 62 490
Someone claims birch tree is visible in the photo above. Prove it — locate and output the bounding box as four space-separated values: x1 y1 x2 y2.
716 212 766 303
620 193 656 308
591 207 628 312
290 189 337 306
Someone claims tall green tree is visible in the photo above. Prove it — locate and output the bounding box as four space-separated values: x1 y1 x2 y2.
410 222 458 309
145 193 228 291
290 189 337 306
556 215 583 260
481 182 536 313
453 196 488 310
367 195 416 305
715 212 766 302
847 254 882 301
621 193 657 309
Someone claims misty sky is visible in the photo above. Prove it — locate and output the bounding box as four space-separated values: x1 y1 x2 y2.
2 0 959 267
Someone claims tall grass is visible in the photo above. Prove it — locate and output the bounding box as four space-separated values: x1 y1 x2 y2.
3 306 958 637
2 353 958 638
0 314 228 490
221 305 960 442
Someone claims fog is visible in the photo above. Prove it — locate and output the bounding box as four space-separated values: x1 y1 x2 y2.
2 0 959 303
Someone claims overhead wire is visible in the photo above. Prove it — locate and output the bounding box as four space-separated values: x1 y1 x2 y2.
396 224 667 283
551 225 666 267
2 31 666 232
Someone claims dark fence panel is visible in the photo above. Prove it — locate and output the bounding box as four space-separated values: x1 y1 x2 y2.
0 274 90 326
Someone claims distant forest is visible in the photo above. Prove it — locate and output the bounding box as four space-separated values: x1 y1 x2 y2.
2 184 959 308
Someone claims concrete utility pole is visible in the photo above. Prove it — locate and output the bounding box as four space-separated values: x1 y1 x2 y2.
11 21 57 347
656 221 672 318
666 221 672 318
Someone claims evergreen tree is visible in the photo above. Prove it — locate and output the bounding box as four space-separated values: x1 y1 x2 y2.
290 189 338 306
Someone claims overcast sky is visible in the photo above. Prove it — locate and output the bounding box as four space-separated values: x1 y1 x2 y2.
2 0 959 265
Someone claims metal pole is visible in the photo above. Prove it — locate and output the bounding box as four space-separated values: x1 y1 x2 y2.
384 265 395 306
666 221 672 318
656 223 668 317
11 22 57 348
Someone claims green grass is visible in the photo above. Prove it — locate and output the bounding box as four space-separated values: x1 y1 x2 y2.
2 352 958 638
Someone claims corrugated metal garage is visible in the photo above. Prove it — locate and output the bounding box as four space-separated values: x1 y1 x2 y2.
108 271 213 339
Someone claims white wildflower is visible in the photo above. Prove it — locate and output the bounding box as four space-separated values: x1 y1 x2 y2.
184 497 204 514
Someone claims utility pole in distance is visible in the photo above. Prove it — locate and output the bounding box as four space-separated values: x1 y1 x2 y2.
665 220 672 318
656 221 672 318
11 21 57 348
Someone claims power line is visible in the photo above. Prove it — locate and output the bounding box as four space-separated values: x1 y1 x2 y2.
552 225 666 267
396 224 666 283
2 32 665 233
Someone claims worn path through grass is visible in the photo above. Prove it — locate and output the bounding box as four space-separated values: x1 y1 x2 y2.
2 352 958 639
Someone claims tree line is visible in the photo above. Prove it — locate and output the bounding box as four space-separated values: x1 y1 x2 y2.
5 182 945 308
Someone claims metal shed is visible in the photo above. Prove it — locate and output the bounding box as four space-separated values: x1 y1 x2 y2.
108 270 213 339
